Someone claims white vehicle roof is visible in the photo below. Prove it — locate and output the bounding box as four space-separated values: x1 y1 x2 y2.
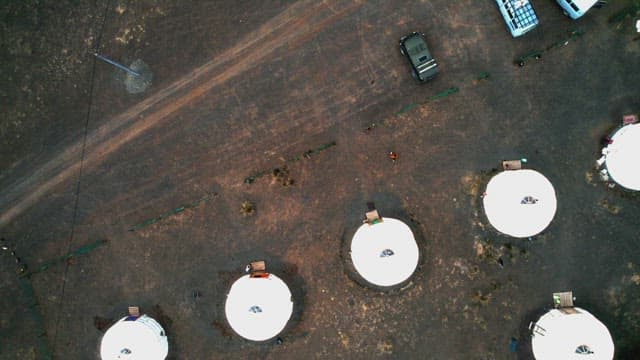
495 0 539 37
558 0 598 19
573 0 598 9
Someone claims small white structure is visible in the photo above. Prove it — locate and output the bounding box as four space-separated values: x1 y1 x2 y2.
531 308 614 359
600 122 640 191
555 0 598 20
225 271 293 341
100 314 168 360
483 169 557 238
351 215 419 287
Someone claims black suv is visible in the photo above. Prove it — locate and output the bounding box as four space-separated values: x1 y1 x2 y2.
399 32 438 82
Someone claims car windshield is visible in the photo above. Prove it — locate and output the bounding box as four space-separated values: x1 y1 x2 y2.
408 42 427 56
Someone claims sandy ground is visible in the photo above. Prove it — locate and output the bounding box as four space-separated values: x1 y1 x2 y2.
1 0 640 359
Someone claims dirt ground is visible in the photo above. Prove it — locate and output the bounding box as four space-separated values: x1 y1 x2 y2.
1 0 640 359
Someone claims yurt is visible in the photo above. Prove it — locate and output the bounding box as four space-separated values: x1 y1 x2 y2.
530 292 614 359
225 261 293 341
350 205 419 287
100 311 168 359
483 162 557 238
599 120 640 191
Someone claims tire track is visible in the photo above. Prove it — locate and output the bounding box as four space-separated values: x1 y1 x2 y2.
0 0 363 227
84 70 390 227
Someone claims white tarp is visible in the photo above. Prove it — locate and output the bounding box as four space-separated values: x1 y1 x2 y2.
532 308 614 359
483 169 557 238
603 123 640 191
350 217 419 287
225 274 293 341
100 315 168 359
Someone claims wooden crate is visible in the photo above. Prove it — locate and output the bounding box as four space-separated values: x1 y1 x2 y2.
502 159 522 170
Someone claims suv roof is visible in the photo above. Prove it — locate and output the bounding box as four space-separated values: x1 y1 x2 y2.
556 0 598 19
495 0 539 37
399 32 439 82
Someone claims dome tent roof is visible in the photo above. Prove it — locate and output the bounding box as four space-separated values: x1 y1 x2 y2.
225 273 293 341
531 308 614 360
483 169 557 238
350 217 419 287
603 123 640 191
100 315 168 360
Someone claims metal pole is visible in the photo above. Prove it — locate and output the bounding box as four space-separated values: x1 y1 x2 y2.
93 52 140 77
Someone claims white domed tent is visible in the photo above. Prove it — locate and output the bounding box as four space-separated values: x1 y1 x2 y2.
483 167 557 238
225 261 293 341
100 313 168 360
350 206 419 287
531 305 614 359
600 121 640 191
530 292 614 359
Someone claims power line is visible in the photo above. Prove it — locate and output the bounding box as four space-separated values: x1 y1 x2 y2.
51 0 112 354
